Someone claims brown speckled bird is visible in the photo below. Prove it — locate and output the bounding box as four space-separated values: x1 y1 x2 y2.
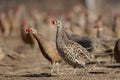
52 20 98 75
65 29 112 53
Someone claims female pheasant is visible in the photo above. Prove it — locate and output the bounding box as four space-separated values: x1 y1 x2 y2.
26 26 62 75
52 20 97 75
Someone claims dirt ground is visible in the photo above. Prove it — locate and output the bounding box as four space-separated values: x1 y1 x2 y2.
0 35 119 80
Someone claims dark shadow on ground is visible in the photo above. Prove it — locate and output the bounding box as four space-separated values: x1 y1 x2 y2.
20 73 57 77
89 71 108 74
104 65 120 68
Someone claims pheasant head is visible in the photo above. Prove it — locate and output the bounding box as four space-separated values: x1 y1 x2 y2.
94 24 100 29
7 8 14 14
15 7 20 13
94 15 103 31
51 20 62 28
66 15 71 21
25 25 31 34
25 25 37 34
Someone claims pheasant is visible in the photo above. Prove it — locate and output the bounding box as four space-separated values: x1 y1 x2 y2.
64 11 86 36
0 12 11 37
114 39 120 63
52 20 98 75
0 48 5 60
65 29 111 53
25 26 62 75
0 41 23 60
36 12 56 41
112 12 120 39
94 15 114 40
85 18 97 37
10 7 23 36
20 20 37 49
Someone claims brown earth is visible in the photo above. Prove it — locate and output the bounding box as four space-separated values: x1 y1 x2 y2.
0 35 119 80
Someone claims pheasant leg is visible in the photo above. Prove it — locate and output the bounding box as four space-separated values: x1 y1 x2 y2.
50 62 55 75
56 62 59 75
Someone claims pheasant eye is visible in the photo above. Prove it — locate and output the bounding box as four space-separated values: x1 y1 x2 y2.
52 20 55 25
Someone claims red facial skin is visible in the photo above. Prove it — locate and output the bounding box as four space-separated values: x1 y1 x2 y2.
94 24 100 29
25 28 30 33
15 7 20 13
51 20 57 25
25 25 32 33
21 20 27 25
118 13 120 17
80 9 85 14
66 16 71 21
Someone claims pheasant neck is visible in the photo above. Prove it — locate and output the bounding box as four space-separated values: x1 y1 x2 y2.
33 32 52 63
33 32 48 49
112 16 117 32
21 25 26 34
114 16 120 31
56 26 67 46
96 29 100 38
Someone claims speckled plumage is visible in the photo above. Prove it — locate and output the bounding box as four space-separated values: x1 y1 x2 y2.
65 29 111 53
53 20 96 74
